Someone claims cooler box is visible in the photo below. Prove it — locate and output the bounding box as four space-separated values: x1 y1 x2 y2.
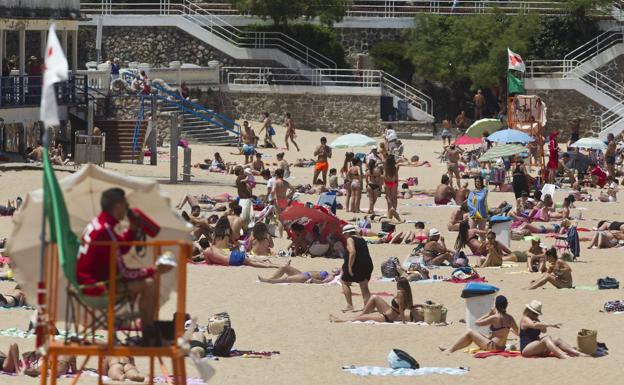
318 192 337 214
461 283 499 336
490 215 512 247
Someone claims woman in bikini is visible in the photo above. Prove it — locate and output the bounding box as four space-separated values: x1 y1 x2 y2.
478 231 512 267
547 196 572 221
0 343 21 373
454 220 486 256
348 157 363 213
440 295 518 354
103 357 145 382
528 248 573 289
514 219 571 235
520 300 587 359
258 260 340 284
201 217 278 268
587 229 624 249
384 155 402 222
329 277 413 323
246 222 274 256
342 152 354 212
366 159 384 214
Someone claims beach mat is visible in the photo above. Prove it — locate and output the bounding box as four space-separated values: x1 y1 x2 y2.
342 365 468 376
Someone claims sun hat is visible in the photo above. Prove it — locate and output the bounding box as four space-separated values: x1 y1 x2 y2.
429 228 440 237
342 224 357 234
525 300 543 315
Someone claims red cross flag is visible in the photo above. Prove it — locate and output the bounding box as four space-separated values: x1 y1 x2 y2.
507 48 525 73
40 23 69 128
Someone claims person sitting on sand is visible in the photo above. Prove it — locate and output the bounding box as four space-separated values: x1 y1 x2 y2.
21 349 76 377
247 152 265 175
201 217 277 268
528 248 573 289
102 357 145 382
0 197 22 216
434 175 455 205
520 300 587 359
455 182 470 206
447 202 469 231
587 229 624 249
477 231 511 267
330 277 413 323
598 182 618 202
226 202 245 244
504 236 546 272
547 196 572 221
209 152 227 173
246 222 274 256
423 228 452 265
0 284 26 308
454 220 486 256
439 295 518 354
180 205 214 240
0 343 21 373
259 260 340 284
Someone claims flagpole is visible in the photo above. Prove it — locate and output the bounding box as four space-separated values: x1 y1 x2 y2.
36 126 49 350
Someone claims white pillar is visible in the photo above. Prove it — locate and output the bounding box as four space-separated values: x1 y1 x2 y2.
40 30 47 59
62 30 68 54
19 26 26 75
72 30 78 71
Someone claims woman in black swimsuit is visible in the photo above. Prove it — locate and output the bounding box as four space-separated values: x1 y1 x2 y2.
330 278 413 323
520 300 587 359
440 295 518 354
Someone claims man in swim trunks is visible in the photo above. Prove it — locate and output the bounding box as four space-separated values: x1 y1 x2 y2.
443 144 463 189
235 165 254 231
241 120 255 164
272 168 295 213
313 136 332 186
434 174 455 205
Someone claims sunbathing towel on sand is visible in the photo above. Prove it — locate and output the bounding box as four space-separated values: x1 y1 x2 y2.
342 365 468 376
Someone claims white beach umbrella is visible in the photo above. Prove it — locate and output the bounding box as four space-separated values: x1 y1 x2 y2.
5 164 191 321
570 137 607 151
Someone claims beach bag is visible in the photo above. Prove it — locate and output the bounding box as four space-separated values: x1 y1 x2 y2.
212 326 236 357
208 312 231 335
597 277 619 290
406 177 418 187
267 126 276 136
423 303 447 324
603 300 624 313
381 222 396 233
387 349 419 369
381 257 401 278
577 329 597 356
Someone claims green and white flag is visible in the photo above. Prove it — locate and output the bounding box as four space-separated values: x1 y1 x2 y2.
507 70 525 95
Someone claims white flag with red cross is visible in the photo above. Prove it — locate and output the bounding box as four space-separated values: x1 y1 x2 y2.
40 23 69 128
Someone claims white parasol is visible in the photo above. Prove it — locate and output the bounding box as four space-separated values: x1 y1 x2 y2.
5 164 191 321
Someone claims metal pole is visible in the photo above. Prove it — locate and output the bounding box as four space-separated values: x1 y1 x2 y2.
36 127 49 350
170 113 178 184
183 147 191 182
150 95 157 166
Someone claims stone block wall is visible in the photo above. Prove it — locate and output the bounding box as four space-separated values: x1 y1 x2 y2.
222 91 383 135
335 28 403 65
525 88 606 139
595 55 624 86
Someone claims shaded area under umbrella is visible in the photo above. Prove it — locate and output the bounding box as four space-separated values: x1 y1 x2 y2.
280 202 347 247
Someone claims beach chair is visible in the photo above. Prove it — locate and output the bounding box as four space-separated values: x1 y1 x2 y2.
318 192 337 214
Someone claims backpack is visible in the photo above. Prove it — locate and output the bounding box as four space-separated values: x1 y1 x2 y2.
381 257 401 278
212 326 236 357
597 277 619 290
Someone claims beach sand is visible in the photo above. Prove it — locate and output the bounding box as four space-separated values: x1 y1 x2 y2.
0 126 622 385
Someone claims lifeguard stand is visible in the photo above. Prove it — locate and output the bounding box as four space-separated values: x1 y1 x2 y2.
38 240 191 385
507 95 547 178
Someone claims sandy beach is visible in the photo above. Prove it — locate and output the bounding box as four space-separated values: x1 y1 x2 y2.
0 126 622 385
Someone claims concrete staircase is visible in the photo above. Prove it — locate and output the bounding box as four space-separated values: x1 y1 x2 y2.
158 103 239 146
96 120 147 162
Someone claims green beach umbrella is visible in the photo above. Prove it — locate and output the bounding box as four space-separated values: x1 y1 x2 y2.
479 144 527 162
466 118 504 138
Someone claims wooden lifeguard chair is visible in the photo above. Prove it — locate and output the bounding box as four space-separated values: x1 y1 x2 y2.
37 240 191 385
507 95 547 178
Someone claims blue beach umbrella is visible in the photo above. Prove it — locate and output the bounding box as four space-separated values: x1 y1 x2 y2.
487 129 534 144
329 133 377 149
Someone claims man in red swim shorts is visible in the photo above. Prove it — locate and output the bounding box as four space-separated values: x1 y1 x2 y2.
312 136 332 186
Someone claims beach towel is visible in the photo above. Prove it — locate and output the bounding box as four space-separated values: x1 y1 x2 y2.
445 277 487 284
229 350 280 358
467 189 488 220
0 328 104 340
474 351 522 359
342 365 468 376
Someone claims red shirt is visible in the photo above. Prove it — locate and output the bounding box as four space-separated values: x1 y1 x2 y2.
591 166 607 187
76 211 154 295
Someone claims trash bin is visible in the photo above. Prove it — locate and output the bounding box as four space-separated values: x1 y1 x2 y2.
461 282 499 336
490 215 512 248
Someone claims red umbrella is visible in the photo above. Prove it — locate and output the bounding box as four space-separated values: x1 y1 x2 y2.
453 135 482 146
280 202 347 245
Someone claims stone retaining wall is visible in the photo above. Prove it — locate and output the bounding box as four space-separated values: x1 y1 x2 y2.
595 55 624 87
221 91 383 136
525 88 606 139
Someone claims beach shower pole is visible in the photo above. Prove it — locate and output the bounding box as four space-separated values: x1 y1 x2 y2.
170 113 178 184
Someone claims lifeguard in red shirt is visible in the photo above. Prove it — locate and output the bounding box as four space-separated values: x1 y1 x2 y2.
76 188 171 346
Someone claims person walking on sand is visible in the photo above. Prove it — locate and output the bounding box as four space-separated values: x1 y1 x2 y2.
284 112 300 152
441 117 453 145
443 144 463 189
473 89 485 120
313 136 332 186
258 112 277 148
440 295 518 354
241 121 255 164
605 133 616 179
340 224 373 312
384 155 402 222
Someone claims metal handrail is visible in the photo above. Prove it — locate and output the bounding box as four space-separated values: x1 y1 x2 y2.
221 66 433 117
601 101 624 130
131 95 145 159
81 0 336 69
563 27 624 71
98 1 591 17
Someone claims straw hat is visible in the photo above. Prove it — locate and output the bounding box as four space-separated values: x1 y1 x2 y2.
342 224 356 235
525 300 543 315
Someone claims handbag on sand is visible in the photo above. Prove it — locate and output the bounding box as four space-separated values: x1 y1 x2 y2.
577 329 597 356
